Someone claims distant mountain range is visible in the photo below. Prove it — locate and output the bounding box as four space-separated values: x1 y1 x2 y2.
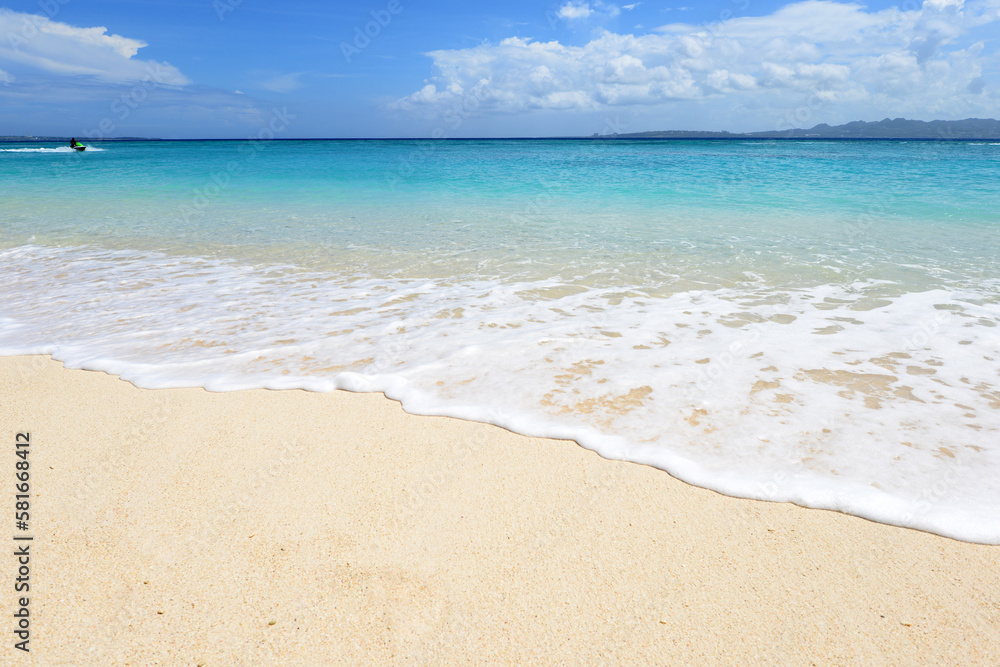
606 118 1000 140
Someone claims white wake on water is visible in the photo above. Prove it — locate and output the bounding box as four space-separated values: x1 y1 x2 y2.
0 146 105 153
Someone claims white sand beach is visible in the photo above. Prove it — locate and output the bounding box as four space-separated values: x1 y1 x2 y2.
2 354 998 664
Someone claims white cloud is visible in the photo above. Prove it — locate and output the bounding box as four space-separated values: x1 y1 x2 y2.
392 0 1000 127
924 0 965 11
0 9 189 85
557 2 594 21
556 1 624 22
600 2 622 18
0 10 281 139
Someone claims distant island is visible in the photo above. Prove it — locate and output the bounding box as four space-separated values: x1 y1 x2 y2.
602 117 1000 140
4 118 1000 141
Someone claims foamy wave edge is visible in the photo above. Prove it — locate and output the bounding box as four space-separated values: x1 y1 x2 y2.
2 346 995 545
2 244 998 545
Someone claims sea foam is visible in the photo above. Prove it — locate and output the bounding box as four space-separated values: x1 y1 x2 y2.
0 146 105 153
2 139 998 543
1 244 997 543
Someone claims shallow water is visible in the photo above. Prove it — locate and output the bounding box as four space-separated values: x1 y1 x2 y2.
2 138 998 542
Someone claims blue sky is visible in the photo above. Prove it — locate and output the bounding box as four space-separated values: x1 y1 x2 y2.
1 0 998 138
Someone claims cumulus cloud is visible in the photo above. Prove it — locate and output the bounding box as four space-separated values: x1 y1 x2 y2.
557 2 593 21
555 1 624 22
0 9 189 85
0 10 279 139
392 0 1000 125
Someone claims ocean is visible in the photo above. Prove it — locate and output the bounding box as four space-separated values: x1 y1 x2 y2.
1 138 998 543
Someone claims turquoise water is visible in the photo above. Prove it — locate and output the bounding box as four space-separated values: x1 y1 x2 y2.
2 139 999 542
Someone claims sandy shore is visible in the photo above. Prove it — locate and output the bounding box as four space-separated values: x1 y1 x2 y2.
1 354 997 665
